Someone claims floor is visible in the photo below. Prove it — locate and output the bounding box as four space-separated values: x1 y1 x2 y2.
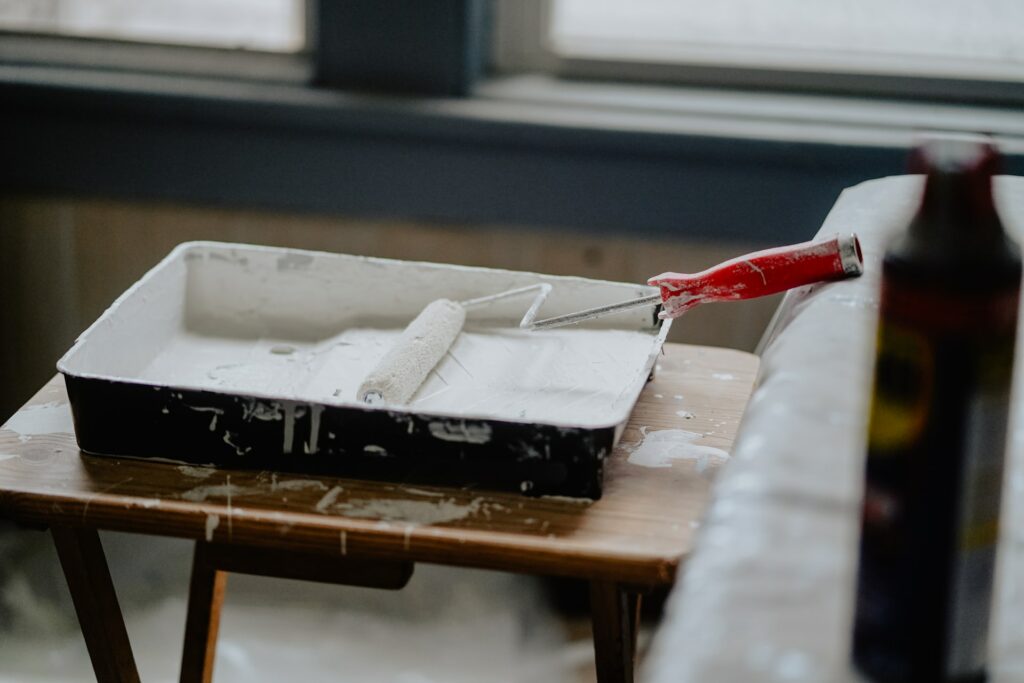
0 526 630 682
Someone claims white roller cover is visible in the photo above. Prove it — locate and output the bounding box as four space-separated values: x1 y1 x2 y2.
358 299 466 405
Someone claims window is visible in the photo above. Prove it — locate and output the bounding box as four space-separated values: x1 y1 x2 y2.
495 0 1024 104
0 0 304 52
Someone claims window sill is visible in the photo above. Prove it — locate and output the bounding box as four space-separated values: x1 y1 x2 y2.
3 62 1022 242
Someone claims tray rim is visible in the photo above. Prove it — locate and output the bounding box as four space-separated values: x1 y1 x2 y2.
57 240 671 431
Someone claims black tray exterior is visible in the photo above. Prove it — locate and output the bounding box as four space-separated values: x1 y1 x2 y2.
63 374 614 499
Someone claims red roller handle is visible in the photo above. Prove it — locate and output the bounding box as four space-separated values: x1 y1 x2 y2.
648 233 863 319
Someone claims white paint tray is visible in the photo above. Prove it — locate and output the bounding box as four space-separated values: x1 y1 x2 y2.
58 242 670 497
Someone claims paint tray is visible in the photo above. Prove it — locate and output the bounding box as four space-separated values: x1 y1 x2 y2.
58 242 669 498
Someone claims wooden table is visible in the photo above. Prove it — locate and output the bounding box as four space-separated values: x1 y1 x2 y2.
0 343 757 683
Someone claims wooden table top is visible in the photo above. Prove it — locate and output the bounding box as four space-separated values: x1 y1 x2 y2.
0 343 757 586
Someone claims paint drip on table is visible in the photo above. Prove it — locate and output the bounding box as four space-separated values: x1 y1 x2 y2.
625 428 729 473
0 402 75 443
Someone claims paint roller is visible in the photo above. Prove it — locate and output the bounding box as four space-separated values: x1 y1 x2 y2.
358 234 863 405
358 284 551 405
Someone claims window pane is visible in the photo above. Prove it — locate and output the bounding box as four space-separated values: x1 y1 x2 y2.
0 0 304 52
551 0 1024 80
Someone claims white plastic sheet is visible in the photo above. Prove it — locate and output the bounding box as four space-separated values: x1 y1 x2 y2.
645 175 1024 682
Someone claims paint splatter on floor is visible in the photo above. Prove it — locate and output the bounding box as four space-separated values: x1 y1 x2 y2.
0 531 582 682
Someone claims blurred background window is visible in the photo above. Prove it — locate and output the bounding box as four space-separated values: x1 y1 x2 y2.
0 0 304 52
498 0 1024 89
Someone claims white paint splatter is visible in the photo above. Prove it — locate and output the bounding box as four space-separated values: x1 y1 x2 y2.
315 485 344 512
712 373 735 381
335 497 485 525
427 421 492 444
539 495 593 504
178 465 216 479
0 453 21 462
745 259 767 285
272 478 327 492
402 487 445 498
243 401 283 422
186 405 224 431
673 395 684 400
676 410 695 419
339 530 347 555
626 429 729 472
364 445 387 456
181 483 252 502
205 514 220 541
2 402 75 442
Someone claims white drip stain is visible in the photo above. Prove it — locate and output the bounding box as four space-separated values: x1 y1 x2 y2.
205 514 220 541
539 495 592 504
305 404 324 454
282 403 296 454
339 530 347 555
626 429 729 472
222 431 251 456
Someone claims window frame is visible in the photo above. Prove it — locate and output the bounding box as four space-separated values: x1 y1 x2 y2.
492 0 1024 107
1 0 1023 248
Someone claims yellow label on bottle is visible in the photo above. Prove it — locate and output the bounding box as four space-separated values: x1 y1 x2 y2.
867 322 934 453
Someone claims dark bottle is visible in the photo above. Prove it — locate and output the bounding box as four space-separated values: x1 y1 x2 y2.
853 137 1021 682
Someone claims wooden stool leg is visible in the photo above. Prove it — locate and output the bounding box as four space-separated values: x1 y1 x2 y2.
590 581 641 683
51 526 141 683
180 542 228 683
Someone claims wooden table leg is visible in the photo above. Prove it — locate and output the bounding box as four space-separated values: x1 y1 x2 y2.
51 526 141 683
180 542 228 683
590 580 641 683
